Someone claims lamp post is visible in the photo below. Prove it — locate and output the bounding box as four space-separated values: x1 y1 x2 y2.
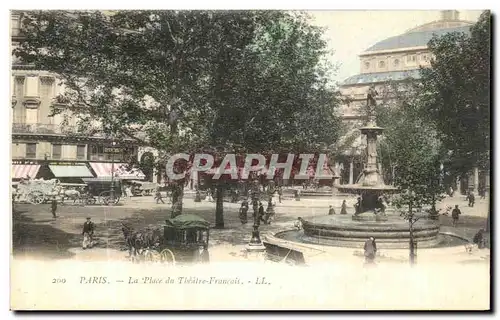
246 179 266 258
110 140 116 205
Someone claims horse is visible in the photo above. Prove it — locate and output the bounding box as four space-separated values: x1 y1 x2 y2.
60 189 81 204
121 223 163 261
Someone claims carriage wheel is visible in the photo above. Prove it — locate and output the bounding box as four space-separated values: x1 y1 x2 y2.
85 197 96 205
99 196 110 205
29 191 45 205
159 249 176 265
144 250 161 263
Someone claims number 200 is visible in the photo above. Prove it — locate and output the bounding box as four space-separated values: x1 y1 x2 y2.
52 278 66 284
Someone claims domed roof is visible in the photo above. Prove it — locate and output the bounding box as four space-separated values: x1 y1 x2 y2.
365 24 472 52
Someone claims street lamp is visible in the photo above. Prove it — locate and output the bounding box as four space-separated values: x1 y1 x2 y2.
247 179 266 256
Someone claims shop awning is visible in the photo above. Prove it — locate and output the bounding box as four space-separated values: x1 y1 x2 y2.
48 165 94 178
90 162 145 180
12 164 41 179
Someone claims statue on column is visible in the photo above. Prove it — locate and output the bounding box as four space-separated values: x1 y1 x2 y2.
366 86 378 124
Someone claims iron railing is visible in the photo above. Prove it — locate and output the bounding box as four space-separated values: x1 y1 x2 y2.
12 123 79 134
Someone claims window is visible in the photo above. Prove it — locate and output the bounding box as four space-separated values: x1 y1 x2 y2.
364 61 370 69
378 61 386 68
52 144 62 159
26 143 37 158
406 55 417 63
77 145 86 160
25 109 38 124
24 77 39 97
393 59 400 66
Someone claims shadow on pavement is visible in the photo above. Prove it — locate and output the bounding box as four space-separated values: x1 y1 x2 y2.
12 208 78 260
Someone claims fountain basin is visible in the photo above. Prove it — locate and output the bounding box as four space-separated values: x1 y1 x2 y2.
300 214 440 248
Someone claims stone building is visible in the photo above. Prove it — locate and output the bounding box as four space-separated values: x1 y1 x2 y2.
10 12 150 183
337 10 488 195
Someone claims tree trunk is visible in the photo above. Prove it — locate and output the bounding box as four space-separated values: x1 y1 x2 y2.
170 181 183 218
409 202 415 266
215 184 224 229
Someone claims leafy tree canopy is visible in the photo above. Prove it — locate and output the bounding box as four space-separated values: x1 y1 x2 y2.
417 10 491 175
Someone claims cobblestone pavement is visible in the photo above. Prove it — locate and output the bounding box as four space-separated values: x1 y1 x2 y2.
12 193 490 264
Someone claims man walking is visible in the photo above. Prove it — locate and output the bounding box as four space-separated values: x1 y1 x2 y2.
328 205 336 215
451 205 461 227
258 202 266 224
364 237 377 265
51 198 58 219
468 191 475 207
239 198 249 224
155 188 165 204
82 217 95 249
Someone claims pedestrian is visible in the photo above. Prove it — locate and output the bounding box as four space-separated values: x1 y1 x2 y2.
206 190 214 202
192 244 210 264
340 200 348 215
451 205 461 227
473 228 486 249
82 217 95 249
278 187 283 203
468 192 475 207
51 198 58 219
239 199 249 224
258 202 266 223
328 205 336 215
194 189 202 202
294 189 301 201
294 217 303 230
155 188 165 204
364 237 377 264
354 197 362 214
479 186 486 200
264 200 275 224
126 185 133 198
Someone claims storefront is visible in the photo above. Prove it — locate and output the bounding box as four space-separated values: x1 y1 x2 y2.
11 159 145 183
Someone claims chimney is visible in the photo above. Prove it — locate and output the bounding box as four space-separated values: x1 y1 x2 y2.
441 10 460 21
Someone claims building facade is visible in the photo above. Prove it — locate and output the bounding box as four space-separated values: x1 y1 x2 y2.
337 10 488 195
11 12 147 183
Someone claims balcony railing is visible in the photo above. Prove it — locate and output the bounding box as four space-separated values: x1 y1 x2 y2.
12 123 79 135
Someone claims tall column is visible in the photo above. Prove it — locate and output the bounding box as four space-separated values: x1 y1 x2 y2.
473 167 479 194
153 166 158 184
456 176 461 196
192 170 199 189
349 160 354 185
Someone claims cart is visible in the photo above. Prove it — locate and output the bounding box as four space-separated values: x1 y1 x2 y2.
130 180 158 196
140 214 210 265
15 179 60 204
82 178 123 205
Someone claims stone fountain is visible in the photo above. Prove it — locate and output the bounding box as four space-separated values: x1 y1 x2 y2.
295 89 441 248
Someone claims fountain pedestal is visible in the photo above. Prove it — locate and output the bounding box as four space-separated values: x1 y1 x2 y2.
300 99 440 247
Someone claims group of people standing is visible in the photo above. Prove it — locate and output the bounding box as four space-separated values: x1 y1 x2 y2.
239 198 275 225
328 200 348 215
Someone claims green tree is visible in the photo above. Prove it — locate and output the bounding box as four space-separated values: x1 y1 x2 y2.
377 83 446 264
418 10 491 176
15 10 342 226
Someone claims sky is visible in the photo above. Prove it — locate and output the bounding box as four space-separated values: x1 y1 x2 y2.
308 10 484 84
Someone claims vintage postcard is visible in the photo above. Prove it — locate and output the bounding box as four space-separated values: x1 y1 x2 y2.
10 9 490 310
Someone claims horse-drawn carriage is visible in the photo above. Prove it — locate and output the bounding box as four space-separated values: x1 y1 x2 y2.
122 214 210 265
130 180 158 196
14 178 60 204
82 178 123 205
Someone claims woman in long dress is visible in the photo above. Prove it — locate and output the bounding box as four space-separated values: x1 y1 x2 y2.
340 200 348 214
